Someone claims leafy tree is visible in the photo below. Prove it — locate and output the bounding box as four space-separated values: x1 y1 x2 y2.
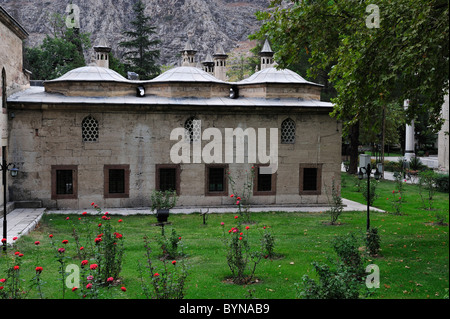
252 0 449 173
119 0 161 80
24 13 90 80
108 52 127 78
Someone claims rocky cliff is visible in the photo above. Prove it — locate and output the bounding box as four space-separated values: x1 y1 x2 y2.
0 0 270 66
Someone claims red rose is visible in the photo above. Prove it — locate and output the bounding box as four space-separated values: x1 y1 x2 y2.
121 287 126 292
90 264 98 270
81 260 89 266
172 260 177 265
49 234 53 238
35 241 40 245
154 273 159 277
35 266 43 273
14 265 19 271
62 239 69 244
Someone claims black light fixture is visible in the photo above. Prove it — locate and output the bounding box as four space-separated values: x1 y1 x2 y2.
1 147 19 251
136 86 145 97
229 86 239 99
358 163 381 232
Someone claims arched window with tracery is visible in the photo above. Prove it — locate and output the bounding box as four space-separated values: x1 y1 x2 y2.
82 115 99 142
281 118 296 144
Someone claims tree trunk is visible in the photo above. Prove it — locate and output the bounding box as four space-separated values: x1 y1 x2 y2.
348 121 360 174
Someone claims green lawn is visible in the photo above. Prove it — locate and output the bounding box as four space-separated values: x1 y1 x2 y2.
1 173 448 299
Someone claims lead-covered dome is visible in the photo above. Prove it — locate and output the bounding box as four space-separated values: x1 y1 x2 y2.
44 65 138 97
149 66 225 83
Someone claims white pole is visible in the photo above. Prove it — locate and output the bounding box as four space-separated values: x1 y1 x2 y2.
404 99 415 161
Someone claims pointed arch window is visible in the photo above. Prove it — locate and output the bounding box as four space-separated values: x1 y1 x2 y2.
281 118 296 144
82 115 99 142
184 116 201 142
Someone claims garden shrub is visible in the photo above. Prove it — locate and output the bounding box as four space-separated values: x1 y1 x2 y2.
158 228 183 259
418 170 437 210
261 226 276 259
434 174 449 193
365 227 381 256
362 180 379 206
221 216 263 284
326 178 344 225
139 236 188 299
297 232 367 299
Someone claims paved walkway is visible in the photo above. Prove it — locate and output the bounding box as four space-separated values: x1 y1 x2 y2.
1 199 383 245
0 208 46 246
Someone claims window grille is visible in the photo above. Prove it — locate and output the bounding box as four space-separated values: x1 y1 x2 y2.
257 167 272 192
108 169 125 194
208 167 225 192
159 168 177 192
82 116 99 142
56 170 73 195
184 117 201 142
281 118 295 144
303 168 318 191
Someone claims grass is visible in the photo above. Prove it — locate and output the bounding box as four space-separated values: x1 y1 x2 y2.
1 172 448 299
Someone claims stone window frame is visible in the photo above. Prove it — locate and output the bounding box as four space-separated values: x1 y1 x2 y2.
104 164 130 199
299 163 323 195
205 164 228 196
253 164 277 196
155 164 181 195
281 118 296 144
51 165 78 200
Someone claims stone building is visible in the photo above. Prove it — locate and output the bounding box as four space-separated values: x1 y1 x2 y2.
0 6 29 213
6 39 341 210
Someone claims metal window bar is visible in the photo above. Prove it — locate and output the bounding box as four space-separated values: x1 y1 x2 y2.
159 168 176 191
56 170 73 194
208 167 224 192
303 168 317 191
109 169 125 193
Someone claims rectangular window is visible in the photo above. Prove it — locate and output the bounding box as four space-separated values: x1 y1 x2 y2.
56 170 73 195
156 164 180 194
51 165 77 200
254 165 276 195
104 165 129 198
299 164 322 195
205 165 228 196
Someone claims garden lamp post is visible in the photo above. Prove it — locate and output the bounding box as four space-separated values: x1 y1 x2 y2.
1 152 19 251
358 163 381 232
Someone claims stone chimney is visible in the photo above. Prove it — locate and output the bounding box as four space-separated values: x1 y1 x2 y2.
260 38 274 70
181 39 197 67
94 37 111 68
213 43 228 81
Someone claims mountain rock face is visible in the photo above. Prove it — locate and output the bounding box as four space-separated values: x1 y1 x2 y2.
1 0 270 66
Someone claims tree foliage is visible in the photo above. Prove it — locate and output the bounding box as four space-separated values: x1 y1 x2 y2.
254 1 447 124
24 13 90 80
119 0 161 80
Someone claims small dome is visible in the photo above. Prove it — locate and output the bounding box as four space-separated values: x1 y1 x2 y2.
45 65 131 83
149 66 225 83
239 67 322 86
